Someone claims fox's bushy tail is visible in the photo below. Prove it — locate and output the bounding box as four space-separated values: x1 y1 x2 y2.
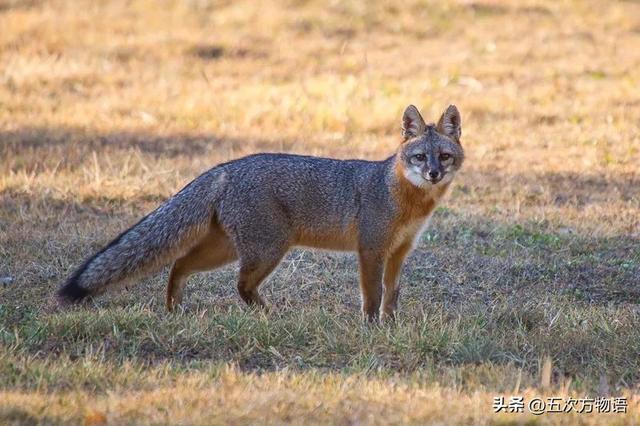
57 169 226 303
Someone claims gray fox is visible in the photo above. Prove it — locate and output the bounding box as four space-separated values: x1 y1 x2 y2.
57 105 464 321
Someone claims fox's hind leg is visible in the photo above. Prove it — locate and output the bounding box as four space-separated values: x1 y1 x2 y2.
218 206 291 309
236 250 286 308
166 222 236 312
234 233 289 308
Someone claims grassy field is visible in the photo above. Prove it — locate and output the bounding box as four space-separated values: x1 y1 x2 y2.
1 0 640 423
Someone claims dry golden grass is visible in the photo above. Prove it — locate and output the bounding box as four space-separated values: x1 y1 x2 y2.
1 0 639 424
3 366 639 425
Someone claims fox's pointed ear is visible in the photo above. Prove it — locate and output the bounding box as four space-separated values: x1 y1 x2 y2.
436 105 461 142
436 105 462 143
402 105 426 140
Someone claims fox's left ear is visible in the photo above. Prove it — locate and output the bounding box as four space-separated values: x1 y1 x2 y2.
436 105 462 143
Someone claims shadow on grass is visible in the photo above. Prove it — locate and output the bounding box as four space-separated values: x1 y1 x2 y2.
461 167 640 208
0 126 297 171
411 214 640 306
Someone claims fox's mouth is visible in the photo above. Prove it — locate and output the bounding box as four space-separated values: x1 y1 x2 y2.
425 171 456 186
424 175 442 184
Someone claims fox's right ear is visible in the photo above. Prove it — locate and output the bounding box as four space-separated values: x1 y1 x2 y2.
402 105 426 140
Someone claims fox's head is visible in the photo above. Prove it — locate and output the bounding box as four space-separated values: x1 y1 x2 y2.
397 104 464 188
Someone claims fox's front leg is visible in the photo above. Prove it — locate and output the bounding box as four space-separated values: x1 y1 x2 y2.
381 242 412 321
358 249 384 322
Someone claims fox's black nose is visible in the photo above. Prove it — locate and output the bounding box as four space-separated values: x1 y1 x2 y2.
428 170 440 180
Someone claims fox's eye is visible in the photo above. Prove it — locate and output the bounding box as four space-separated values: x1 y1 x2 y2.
413 153 426 162
440 153 452 161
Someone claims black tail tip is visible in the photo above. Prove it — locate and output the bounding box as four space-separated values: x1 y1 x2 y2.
57 279 91 305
